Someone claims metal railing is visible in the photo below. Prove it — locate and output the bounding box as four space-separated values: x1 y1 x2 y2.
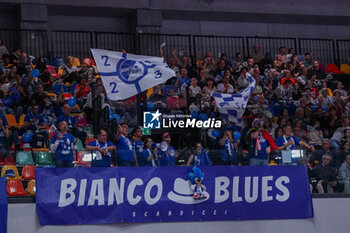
246 36 297 59
298 38 336 66
1 28 349 66
336 40 350 65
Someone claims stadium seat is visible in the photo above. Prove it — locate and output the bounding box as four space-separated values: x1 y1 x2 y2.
327 64 344 74
74 114 88 127
53 57 64 68
44 57 51 65
6 179 27 196
75 139 84 151
21 165 35 180
75 150 92 167
53 83 67 95
35 151 55 166
62 93 73 100
0 154 16 166
1 165 21 180
26 179 36 196
319 64 327 73
340 64 350 74
85 138 96 145
19 114 25 127
46 65 57 75
5 114 19 128
16 151 34 166
72 57 81 66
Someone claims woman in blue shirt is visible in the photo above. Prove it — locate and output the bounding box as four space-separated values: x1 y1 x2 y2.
187 142 212 166
139 137 156 167
157 133 176 166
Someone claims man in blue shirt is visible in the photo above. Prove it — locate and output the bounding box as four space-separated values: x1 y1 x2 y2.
249 118 278 166
23 104 49 148
0 113 10 155
115 123 137 166
219 129 238 165
157 132 176 166
187 142 212 166
56 104 87 146
276 124 315 151
51 121 77 167
132 127 144 165
86 129 116 167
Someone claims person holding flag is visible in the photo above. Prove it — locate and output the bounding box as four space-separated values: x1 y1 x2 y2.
219 128 238 165
249 118 278 166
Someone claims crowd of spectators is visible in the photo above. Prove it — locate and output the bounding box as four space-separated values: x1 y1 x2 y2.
1 36 350 194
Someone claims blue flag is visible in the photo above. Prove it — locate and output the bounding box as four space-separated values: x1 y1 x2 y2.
213 75 255 125
0 177 7 233
91 49 176 100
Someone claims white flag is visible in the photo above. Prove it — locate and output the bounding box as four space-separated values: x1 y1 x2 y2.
91 49 176 100
213 75 256 125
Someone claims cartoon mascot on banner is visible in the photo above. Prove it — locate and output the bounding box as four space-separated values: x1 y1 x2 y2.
188 167 207 199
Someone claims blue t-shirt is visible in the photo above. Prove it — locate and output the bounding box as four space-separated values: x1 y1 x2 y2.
51 133 75 161
158 145 175 166
88 140 114 166
250 133 269 160
56 115 76 129
24 112 45 132
116 135 134 162
88 140 114 158
134 139 144 160
0 114 8 143
220 139 236 162
139 149 154 167
191 148 212 166
276 135 301 150
179 77 190 87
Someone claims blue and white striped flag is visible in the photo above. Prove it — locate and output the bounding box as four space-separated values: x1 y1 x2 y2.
91 49 176 100
213 76 255 124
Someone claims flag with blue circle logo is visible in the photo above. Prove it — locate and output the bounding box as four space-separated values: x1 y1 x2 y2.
213 75 255 125
0 177 7 233
91 49 176 100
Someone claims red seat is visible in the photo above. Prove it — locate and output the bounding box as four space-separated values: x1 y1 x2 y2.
0 154 16 166
327 64 344 74
6 179 27 196
21 165 36 180
75 151 92 167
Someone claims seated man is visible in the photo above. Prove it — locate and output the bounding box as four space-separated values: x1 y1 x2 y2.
23 104 49 148
276 125 314 152
338 154 350 193
86 129 116 167
314 154 343 193
51 121 77 167
61 56 81 83
310 139 336 166
115 123 137 166
56 104 87 146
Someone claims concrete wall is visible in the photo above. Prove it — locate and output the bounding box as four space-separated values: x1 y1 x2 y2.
7 198 350 233
0 0 349 38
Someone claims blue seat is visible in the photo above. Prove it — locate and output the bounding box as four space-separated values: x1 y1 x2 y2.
54 83 67 95
44 57 51 65
162 85 177 96
53 57 64 68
